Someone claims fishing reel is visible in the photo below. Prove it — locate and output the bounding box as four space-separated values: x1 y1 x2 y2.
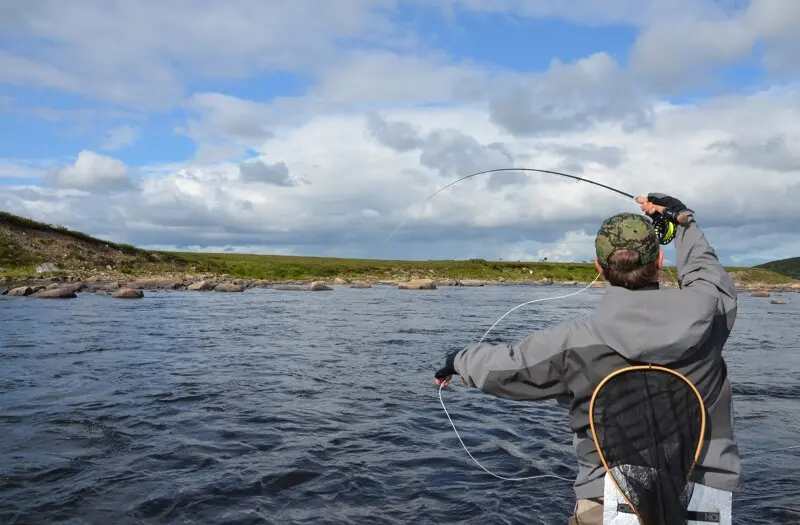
650 211 678 245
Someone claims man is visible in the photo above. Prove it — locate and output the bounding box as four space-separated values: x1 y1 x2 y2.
434 193 741 524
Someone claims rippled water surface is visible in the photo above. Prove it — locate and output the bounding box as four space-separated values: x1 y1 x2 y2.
2 285 799 524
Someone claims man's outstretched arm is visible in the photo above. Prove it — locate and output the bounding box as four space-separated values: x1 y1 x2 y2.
435 321 574 402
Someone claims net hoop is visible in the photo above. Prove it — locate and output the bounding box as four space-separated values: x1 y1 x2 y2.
588 364 708 522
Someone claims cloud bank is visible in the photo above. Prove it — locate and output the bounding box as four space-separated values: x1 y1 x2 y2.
1 0 799 266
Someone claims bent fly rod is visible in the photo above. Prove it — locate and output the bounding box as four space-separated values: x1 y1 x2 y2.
383 167 689 245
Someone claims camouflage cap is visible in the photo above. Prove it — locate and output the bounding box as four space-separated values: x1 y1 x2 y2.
595 213 659 266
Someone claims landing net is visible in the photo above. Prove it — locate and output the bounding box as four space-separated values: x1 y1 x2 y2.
590 365 706 525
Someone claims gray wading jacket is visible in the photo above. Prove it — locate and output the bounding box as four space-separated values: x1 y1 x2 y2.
451 212 742 500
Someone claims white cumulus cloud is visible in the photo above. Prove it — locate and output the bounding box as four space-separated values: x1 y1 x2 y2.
1 0 799 265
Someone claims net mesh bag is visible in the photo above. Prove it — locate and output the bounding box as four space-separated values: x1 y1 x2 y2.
590 366 706 525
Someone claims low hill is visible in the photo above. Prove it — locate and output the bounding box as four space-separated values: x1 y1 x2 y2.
0 211 192 277
754 257 800 279
1 210 798 287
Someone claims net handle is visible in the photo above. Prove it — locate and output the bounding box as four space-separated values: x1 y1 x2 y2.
587 364 708 521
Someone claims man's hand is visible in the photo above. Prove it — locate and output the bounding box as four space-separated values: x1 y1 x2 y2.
635 193 690 218
434 350 462 387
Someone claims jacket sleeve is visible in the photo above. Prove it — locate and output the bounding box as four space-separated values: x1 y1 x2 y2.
451 321 573 402
674 212 738 328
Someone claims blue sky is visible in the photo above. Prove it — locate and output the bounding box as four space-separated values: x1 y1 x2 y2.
1 1 799 265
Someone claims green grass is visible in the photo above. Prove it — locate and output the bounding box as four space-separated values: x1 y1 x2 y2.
0 235 37 268
755 257 800 279
170 252 606 282
726 267 799 285
2 209 799 285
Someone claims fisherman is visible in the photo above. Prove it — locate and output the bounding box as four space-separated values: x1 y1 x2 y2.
434 193 741 524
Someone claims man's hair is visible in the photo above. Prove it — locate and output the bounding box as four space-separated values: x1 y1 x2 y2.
601 249 660 289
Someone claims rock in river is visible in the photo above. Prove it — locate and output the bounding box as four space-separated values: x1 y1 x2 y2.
214 283 245 292
397 279 437 290
187 280 215 291
114 288 144 298
33 287 77 299
133 278 184 290
6 286 34 296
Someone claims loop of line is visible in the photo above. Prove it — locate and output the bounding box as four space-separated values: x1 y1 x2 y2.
439 274 601 482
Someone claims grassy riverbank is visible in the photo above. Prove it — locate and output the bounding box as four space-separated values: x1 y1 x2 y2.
173 252 606 282
2 210 799 287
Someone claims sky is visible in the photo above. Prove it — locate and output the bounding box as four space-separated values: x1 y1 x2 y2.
1 0 799 266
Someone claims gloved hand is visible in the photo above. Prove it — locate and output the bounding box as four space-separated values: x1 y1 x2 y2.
434 350 461 386
647 193 690 216
637 193 692 221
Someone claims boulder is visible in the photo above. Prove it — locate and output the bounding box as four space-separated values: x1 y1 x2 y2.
7 286 34 296
333 277 350 285
435 279 459 286
33 287 77 299
133 278 184 290
309 281 332 291
214 283 245 292
751 290 770 298
460 279 487 287
54 282 86 293
398 279 437 290
35 262 61 273
350 281 372 289
770 300 786 305
114 288 144 298
187 280 215 291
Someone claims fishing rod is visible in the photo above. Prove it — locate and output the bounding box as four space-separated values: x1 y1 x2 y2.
384 167 689 246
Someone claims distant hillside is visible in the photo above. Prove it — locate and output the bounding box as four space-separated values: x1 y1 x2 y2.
755 257 800 279
0 211 192 277
1 210 799 286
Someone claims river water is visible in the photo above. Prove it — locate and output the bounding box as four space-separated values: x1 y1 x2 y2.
1 284 798 524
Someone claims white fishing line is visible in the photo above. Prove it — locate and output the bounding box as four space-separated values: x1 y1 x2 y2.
438 275 603 482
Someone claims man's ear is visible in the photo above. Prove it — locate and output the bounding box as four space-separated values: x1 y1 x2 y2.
593 256 604 275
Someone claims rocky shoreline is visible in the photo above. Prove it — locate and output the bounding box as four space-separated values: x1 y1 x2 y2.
1 273 798 300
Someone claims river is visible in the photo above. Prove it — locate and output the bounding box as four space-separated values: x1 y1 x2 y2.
1 284 798 524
